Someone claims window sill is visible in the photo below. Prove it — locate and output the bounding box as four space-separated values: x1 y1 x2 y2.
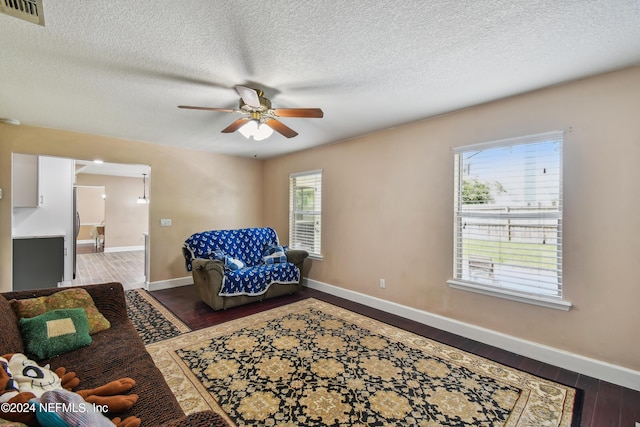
447 279 572 311
308 254 323 261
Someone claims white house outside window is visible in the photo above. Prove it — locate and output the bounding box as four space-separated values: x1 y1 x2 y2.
289 170 322 258
448 131 571 310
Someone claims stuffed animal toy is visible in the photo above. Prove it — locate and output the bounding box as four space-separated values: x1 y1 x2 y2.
33 389 140 427
0 354 140 427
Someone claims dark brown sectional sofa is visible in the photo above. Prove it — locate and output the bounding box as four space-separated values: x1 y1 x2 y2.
0 282 228 427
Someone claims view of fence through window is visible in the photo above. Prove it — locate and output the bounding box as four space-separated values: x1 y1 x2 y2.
289 171 322 257
453 132 563 298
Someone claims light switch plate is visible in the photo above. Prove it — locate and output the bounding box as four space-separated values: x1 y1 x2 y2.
160 218 172 227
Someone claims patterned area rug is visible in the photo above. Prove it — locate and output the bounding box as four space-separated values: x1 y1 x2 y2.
147 299 576 426
124 288 191 345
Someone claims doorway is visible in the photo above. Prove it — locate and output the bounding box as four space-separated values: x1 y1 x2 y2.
72 160 150 290
75 185 106 253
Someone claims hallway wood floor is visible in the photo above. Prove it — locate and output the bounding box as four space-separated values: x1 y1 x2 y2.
73 248 145 290
151 285 640 427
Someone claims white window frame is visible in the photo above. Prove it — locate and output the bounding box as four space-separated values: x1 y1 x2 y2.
289 169 322 259
447 131 571 311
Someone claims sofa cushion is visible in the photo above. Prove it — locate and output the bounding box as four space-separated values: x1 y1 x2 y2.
208 248 226 261
224 256 245 271
263 245 287 264
11 288 110 335
208 248 245 271
220 262 300 296
19 308 92 360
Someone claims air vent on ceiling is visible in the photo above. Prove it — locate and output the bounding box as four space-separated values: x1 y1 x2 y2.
0 0 44 26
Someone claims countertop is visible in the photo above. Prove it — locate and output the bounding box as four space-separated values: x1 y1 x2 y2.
13 234 65 239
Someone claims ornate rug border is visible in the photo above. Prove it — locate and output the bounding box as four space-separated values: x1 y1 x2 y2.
133 288 191 334
147 298 576 427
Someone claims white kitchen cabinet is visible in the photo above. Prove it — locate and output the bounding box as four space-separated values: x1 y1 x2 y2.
12 153 41 207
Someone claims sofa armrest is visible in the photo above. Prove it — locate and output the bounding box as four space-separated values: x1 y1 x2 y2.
191 259 225 311
287 249 309 267
192 258 224 276
182 245 195 271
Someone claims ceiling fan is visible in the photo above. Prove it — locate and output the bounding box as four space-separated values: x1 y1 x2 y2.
178 86 323 139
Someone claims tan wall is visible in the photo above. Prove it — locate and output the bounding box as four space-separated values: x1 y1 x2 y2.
0 127 264 288
76 174 149 249
76 184 104 242
76 186 105 225
263 67 640 371
77 225 95 241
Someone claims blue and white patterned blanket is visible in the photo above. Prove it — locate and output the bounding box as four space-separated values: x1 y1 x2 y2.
183 227 300 296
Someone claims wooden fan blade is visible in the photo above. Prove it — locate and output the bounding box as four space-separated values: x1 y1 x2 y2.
178 105 236 113
235 86 261 108
273 108 324 118
265 119 298 138
222 118 251 133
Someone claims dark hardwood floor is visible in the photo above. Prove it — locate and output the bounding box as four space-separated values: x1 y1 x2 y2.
151 285 640 427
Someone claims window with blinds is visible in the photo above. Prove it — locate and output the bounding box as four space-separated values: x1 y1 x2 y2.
289 170 322 258
451 131 564 303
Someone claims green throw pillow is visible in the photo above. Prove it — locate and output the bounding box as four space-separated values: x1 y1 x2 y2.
19 308 92 360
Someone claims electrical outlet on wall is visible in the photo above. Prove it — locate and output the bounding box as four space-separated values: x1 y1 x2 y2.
160 218 172 227
379 278 386 289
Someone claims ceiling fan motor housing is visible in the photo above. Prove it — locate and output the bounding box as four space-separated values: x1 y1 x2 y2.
239 89 271 112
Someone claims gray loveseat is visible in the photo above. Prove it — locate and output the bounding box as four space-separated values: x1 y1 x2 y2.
183 227 308 311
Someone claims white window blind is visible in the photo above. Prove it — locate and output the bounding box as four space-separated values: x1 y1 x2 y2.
452 131 563 301
289 170 322 257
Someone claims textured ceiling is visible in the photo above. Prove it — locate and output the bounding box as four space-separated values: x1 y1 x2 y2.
1 1 640 158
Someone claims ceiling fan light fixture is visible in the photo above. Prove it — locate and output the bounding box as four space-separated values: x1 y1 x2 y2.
239 120 274 141
255 123 274 141
179 85 322 139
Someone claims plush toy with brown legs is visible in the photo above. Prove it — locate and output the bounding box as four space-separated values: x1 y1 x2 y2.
0 354 140 427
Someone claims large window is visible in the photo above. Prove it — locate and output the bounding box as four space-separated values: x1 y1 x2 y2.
449 131 570 310
289 170 322 258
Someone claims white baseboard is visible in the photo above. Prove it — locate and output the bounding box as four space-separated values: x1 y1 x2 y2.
148 276 192 291
77 239 95 245
304 278 640 392
104 245 144 253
